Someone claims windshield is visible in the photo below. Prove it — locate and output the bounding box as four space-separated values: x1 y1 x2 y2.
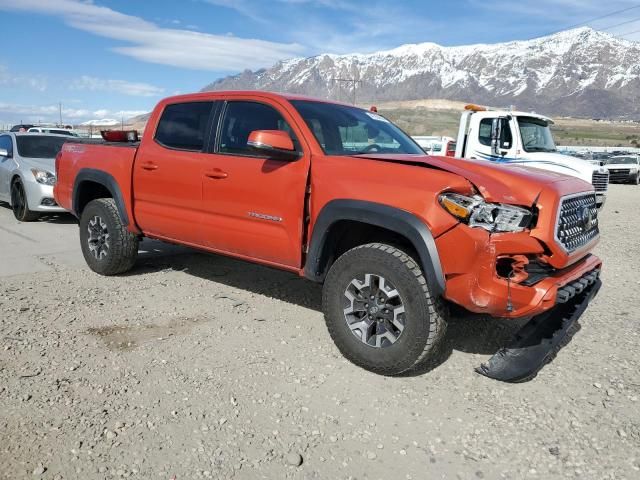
290 100 423 155
518 117 557 153
16 136 68 158
608 156 638 165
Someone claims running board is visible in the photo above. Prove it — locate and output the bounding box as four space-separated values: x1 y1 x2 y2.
476 278 602 383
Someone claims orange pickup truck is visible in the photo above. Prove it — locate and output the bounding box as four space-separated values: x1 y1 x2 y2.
54 91 602 381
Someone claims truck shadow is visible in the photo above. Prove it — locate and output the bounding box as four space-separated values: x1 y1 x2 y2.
131 242 548 375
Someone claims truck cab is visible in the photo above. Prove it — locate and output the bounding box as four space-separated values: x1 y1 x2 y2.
454 106 608 208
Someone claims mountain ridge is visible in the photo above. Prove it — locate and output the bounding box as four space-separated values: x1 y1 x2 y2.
202 28 640 119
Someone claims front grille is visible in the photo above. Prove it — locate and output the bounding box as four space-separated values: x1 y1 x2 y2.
555 193 599 253
609 169 630 175
591 171 609 192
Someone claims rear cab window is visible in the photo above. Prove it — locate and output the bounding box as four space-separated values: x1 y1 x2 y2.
155 102 214 151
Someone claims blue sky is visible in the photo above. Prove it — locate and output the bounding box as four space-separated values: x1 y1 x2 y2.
1 0 639 125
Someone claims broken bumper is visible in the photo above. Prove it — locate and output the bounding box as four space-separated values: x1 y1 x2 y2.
436 225 603 319
476 275 602 382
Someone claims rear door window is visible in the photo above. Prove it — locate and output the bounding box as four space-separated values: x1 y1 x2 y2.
155 102 214 151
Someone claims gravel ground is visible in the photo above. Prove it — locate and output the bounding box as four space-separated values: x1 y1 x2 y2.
1 185 639 480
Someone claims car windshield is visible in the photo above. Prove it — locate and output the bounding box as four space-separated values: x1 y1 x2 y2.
518 117 557 153
290 100 423 155
608 157 638 165
16 136 68 158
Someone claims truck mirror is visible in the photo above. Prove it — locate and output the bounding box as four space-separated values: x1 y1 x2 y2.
247 130 301 161
490 118 502 156
0 148 10 158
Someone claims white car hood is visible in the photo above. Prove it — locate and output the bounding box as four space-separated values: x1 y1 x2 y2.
17 156 56 173
514 151 599 184
606 163 638 169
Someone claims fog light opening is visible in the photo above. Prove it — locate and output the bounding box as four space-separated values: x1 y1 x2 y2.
496 255 529 283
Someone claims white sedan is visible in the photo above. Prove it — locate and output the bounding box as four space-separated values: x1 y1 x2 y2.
0 133 69 221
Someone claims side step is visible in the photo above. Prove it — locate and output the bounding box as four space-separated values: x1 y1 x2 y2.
476 277 602 383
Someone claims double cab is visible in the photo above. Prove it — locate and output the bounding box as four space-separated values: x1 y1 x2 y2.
54 91 603 376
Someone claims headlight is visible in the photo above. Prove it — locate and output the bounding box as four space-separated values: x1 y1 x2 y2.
439 193 533 233
31 168 56 186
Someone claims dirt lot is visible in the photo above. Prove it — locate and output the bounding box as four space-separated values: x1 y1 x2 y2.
1 185 639 480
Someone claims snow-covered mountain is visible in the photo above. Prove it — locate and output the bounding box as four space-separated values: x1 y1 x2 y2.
203 28 640 119
80 119 119 126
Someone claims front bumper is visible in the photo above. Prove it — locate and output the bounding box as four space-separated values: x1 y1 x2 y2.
22 178 66 213
435 224 602 319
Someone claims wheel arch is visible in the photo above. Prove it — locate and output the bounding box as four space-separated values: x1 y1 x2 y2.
304 199 446 295
73 168 129 226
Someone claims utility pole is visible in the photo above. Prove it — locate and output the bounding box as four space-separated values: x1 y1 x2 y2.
59 102 63 127
334 76 363 105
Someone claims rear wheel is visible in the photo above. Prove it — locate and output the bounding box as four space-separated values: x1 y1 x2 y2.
322 243 447 376
79 198 139 275
10 180 40 222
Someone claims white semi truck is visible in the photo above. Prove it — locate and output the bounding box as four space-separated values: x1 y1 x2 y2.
453 105 609 208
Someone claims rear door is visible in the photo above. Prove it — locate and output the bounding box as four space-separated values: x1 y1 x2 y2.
133 101 217 244
200 99 311 267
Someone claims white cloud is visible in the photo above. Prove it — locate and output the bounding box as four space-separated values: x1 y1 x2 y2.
0 65 47 92
72 75 164 97
0 102 147 125
0 0 304 72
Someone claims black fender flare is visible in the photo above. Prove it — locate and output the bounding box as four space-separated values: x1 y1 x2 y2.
304 199 446 295
72 168 130 226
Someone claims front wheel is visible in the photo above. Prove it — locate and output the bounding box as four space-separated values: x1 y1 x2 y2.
11 180 40 222
634 173 640 185
79 198 139 275
322 243 447 376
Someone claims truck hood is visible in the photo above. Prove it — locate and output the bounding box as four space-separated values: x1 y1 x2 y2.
356 154 591 206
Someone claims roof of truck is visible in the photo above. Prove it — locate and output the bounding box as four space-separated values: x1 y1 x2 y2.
158 90 355 107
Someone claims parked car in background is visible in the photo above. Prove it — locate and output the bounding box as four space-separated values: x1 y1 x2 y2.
0 133 69 221
412 136 456 156
605 155 640 184
28 127 79 137
9 124 35 132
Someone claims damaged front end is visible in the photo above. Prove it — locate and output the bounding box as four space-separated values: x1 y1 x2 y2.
476 268 602 382
435 185 603 382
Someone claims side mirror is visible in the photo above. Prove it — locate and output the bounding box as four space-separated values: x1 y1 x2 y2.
0 148 10 158
490 118 502 156
247 130 300 161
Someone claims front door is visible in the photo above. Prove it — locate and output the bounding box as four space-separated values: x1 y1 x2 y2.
0 135 15 201
201 100 310 268
475 116 516 162
133 101 216 245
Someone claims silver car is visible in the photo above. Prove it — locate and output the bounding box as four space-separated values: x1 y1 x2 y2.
0 133 69 221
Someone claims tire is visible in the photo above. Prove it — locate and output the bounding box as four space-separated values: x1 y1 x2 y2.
79 198 139 275
10 180 40 222
634 174 640 185
322 243 447 376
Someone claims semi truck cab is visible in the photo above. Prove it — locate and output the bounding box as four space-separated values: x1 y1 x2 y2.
454 105 608 208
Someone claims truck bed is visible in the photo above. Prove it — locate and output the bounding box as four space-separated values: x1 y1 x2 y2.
54 140 140 230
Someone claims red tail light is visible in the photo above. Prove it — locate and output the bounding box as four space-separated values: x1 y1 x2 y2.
101 130 139 142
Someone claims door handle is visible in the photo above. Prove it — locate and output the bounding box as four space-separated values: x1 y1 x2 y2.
141 162 158 171
205 169 228 179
